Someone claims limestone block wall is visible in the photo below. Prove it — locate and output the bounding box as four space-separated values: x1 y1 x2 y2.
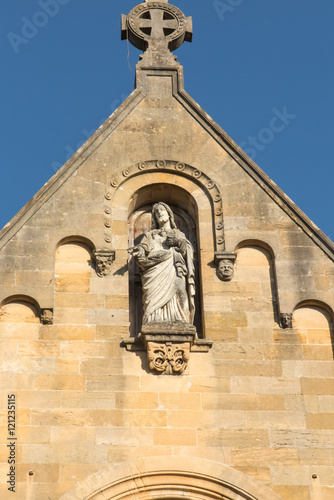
0 72 333 500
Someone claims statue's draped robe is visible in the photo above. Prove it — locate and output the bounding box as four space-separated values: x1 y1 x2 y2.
135 229 195 325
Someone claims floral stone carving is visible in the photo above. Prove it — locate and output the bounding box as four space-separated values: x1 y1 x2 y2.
93 250 115 277
147 342 190 375
142 322 196 375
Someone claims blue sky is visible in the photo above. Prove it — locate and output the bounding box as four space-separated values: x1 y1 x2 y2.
1 0 334 241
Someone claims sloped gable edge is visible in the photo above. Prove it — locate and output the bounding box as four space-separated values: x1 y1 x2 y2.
172 83 334 261
0 88 145 252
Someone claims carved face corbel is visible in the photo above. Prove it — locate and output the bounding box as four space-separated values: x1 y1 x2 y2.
280 313 293 329
215 252 237 282
40 309 53 325
93 250 115 277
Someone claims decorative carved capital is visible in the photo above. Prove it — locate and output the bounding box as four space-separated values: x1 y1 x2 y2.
147 341 190 375
280 313 293 329
141 322 196 375
215 252 237 281
93 250 115 277
40 309 53 325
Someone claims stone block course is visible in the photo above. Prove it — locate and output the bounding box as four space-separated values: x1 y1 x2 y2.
86 409 124 427
197 429 270 448
231 447 299 466
153 428 197 446
36 374 85 391
214 360 282 377
30 409 85 426
39 325 95 341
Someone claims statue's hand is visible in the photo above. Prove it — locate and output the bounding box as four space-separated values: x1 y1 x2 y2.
166 236 180 248
131 246 144 258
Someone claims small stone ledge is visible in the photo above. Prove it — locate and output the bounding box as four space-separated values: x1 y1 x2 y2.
122 337 212 353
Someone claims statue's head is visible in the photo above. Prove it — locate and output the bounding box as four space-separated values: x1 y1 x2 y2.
152 202 176 229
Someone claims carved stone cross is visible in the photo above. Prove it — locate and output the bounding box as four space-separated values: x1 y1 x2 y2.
138 8 179 40
122 1 192 66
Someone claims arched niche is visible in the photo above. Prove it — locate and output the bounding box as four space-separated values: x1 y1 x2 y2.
110 171 216 340
293 301 334 350
106 160 224 258
234 242 279 324
0 296 40 323
128 183 202 337
58 456 283 500
55 238 94 295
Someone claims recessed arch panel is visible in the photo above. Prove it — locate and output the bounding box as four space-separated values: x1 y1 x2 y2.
234 243 279 324
0 295 40 323
293 301 334 348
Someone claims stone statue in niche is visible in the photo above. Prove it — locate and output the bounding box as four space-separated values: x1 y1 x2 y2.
131 202 195 326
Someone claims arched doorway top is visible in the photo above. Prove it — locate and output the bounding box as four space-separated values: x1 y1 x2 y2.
59 456 282 500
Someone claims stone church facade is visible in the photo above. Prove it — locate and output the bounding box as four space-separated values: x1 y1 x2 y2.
1 2 333 499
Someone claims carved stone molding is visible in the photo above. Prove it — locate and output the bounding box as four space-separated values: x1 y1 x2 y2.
105 160 225 254
215 252 237 281
40 309 53 325
93 250 115 277
280 313 293 329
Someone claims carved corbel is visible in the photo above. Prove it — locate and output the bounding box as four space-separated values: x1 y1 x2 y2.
123 323 212 372
147 342 190 375
93 250 115 277
141 322 196 375
40 309 53 325
280 313 293 329
215 252 237 281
